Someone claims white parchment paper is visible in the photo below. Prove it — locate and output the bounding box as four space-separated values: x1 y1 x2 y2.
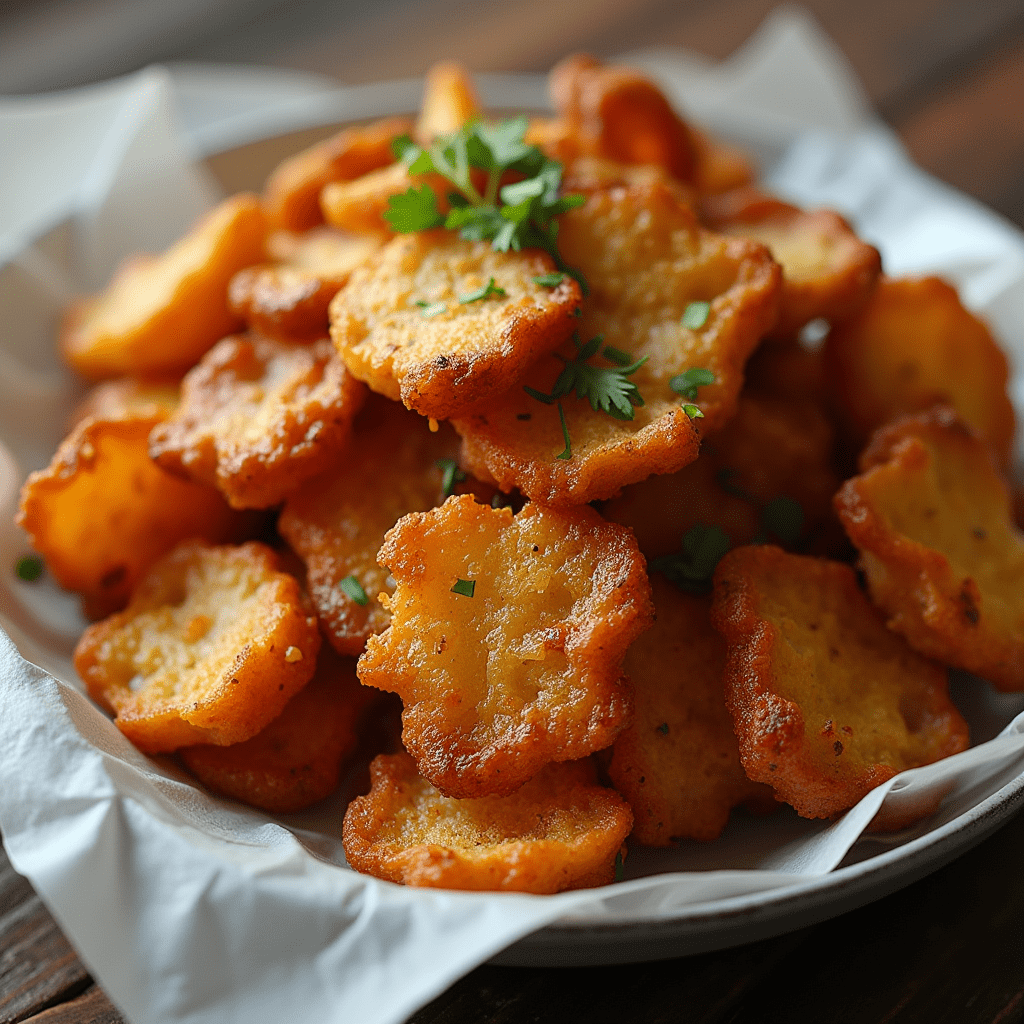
1 8 1023 1023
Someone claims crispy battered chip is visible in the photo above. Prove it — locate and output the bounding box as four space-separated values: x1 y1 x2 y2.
74 540 320 752
822 276 1017 465
702 187 881 335
180 647 376 813
711 546 969 819
608 579 773 843
60 194 266 381
278 397 460 656
18 409 245 619
262 116 413 232
560 155 697 208
414 61 481 142
266 226 386 282
343 752 631 892
453 182 781 506
358 494 652 798
69 378 179 430
149 333 365 509
329 231 581 419
835 407 1024 691
689 127 756 196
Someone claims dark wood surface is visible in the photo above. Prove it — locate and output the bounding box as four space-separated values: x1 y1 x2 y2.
3 1 1024 1022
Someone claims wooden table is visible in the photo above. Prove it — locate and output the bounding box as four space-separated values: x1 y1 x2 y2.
3 1 1024 1021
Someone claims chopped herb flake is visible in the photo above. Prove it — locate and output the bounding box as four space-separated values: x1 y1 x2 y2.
681 300 711 329
670 367 716 401
533 272 566 287
435 457 467 496
657 722 669 735
650 524 732 594
383 183 445 232
554 401 572 460
458 277 507 303
451 578 476 597
339 574 369 606
15 556 43 582
415 300 447 317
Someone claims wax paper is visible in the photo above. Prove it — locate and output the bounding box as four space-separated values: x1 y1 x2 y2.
1 8 1023 1023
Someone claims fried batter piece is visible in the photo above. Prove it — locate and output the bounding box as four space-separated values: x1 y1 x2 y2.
608 579 773 844
149 333 365 509
454 182 782 506
60 194 266 381
18 408 244 619
835 407 1024 691
358 494 652 798
343 752 632 892
67 377 179 430
329 231 582 420
75 540 321 752
702 187 881 335
180 647 376 813
414 61 481 142
688 127 755 196
278 396 461 656
822 276 1016 465
262 116 413 232
711 546 969 819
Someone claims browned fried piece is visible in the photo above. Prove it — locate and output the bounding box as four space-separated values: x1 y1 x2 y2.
550 54 698 182
262 116 413 232
18 408 246 619
702 187 881 335
822 276 1017 466
266 226 386 281
149 333 366 509
602 390 840 557
608 578 773 844
835 407 1024 691
343 752 631 892
454 182 782 507
358 494 652 798
74 540 321 752
560 155 697 208
743 332 828 405
68 378 180 430
180 647 376 813
60 194 266 381
689 127 756 196
711 546 969 819
278 396 461 656
329 231 581 420
414 61 481 142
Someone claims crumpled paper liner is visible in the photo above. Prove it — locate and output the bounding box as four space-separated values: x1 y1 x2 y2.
0 8 1022 1024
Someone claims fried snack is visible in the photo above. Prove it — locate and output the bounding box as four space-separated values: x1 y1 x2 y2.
18 409 244 619
835 407 1024 691
278 396 460 656
262 115 413 232
689 127 755 196
329 231 582 420
180 647 376 813
60 194 266 381
414 61 481 142
358 494 652 798
343 752 631 892
711 546 969 819
702 187 881 335
560 155 697 208
149 334 365 509
822 276 1016 465
608 578 773 843
74 540 320 752
68 377 179 429
454 182 782 506
266 225 386 281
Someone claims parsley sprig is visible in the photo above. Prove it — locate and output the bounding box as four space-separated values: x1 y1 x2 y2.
384 118 587 292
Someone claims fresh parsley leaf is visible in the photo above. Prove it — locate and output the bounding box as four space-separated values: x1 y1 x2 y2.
670 367 716 401
15 555 43 582
682 404 704 420
435 457 467 497
451 578 476 597
415 300 447 317
757 496 805 546
383 184 445 232
681 300 711 329
339 574 369 606
458 277 507 303
555 401 572 460
656 722 669 735
533 272 565 287
391 134 420 162
601 345 633 367
650 524 732 594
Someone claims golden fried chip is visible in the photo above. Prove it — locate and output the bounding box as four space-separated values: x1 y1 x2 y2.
608 578 773 844
18 409 246 619
358 494 652 798
835 407 1024 691
69 378 180 430
263 116 413 232
149 333 366 509
703 187 881 335
689 127 755 196
278 396 460 656
266 226 385 284
180 647 376 813
329 231 581 419
60 194 266 380
822 276 1017 465
74 540 320 752
560 155 697 209
343 752 631 892
711 546 969 819
453 182 782 506
414 61 481 142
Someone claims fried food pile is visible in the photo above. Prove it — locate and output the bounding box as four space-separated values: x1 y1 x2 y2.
16 57 1022 894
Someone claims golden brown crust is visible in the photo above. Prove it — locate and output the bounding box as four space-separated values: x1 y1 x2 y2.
413 62 481 143
835 407 1024 691
343 752 632 892
357 494 653 798
711 546 969 819
228 265 342 342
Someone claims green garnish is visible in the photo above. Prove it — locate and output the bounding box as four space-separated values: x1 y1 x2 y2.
435 457 467 497
670 367 715 401
657 722 669 735
458 277 506 304
451 578 476 598
650 524 732 594
533 272 566 287
681 300 711 329
600 345 634 367
554 401 572 460
385 119 587 293
15 556 43 582
339 574 369 606
415 300 447 317
755 496 805 546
